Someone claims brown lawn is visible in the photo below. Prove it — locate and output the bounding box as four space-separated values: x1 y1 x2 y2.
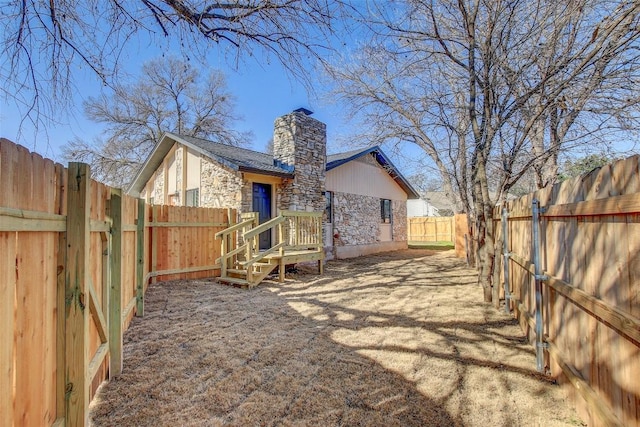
89 249 582 426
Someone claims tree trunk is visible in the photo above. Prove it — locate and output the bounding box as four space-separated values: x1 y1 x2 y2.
473 161 495 303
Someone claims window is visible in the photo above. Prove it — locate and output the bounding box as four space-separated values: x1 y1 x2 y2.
186 188 199 207
149 197 155 205
381 199 392 223
325 191 332 223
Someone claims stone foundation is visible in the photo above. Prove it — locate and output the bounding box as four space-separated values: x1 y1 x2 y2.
335 240 407 259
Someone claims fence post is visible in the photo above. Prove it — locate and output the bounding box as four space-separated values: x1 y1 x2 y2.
502 207 511 314
55 164 67 425
532 198 547 373
65 162 91 426
108 189 123 377
136 198 145 317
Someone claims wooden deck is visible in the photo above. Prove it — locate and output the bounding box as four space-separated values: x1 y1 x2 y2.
215 211 324 288
263 249 324 283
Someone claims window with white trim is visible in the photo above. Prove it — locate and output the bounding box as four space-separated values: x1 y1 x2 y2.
380 199 392 223
186 188 199 207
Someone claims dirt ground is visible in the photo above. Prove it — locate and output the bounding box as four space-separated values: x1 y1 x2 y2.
89 249 583 426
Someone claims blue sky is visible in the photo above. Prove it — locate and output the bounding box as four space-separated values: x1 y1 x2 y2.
0 50 349 160
0 29 432 182
0 1 430 181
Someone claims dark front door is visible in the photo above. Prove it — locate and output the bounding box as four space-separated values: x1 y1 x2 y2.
252 183 272 250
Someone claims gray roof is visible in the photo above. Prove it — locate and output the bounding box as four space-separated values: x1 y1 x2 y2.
326 147 376 169
177 134 292 176
422 191 456 212
128 133 419 199
128 132 293 195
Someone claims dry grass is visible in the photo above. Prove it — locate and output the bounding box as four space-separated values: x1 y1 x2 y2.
90 249 583 426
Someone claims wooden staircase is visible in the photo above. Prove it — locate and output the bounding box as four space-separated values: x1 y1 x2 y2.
215 211 324 288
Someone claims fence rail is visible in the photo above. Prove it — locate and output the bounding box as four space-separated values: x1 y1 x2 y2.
0 139 233 427
494 155 640 427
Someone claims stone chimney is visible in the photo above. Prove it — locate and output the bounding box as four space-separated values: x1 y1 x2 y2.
273 108 326 212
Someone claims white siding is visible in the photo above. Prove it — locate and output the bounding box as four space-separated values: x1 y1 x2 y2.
167 153 177 194
186 148 201 189
326 157 407 201
407 199 440 217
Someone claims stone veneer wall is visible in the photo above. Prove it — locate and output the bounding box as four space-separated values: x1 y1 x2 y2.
273 111 326 212
153 168 165 205
240 179 255 214
392 200 407 241
332 192 382 246
332 192 409 247
199 157 243 210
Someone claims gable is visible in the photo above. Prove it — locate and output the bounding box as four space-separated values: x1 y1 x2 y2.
129 132 294 196
326 154 408 200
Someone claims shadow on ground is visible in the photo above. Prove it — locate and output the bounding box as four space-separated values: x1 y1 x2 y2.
89 250 581 427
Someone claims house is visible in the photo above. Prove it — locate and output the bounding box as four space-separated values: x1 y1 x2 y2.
421 191 456 216
407 198 440 217
128 109 419 259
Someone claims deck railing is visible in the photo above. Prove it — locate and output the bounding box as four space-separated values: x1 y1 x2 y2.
215 210 323 283
280 210 323 250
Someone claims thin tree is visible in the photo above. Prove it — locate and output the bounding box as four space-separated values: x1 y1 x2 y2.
61 57 250 188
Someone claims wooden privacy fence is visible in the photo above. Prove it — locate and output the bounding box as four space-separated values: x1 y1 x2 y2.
408 216 455 242
147 204 232 283
494 155 640 427
0 139 233 427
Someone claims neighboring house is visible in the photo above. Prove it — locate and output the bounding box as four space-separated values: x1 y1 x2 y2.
407 198 440 217
128 109 419 259
422 191 456 216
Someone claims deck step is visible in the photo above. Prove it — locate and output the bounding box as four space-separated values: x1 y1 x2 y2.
216 276 250 287
254 261 276 267
226 268 247 275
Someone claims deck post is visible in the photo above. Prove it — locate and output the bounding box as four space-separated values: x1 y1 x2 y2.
278 221 285 282
220 231 227 278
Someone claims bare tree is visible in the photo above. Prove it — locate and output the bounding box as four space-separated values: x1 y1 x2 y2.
514 1 640 188
2 0 349 133
61 57 250 188
328 0 640 301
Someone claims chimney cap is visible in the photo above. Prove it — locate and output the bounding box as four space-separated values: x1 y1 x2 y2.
293 107 313 116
